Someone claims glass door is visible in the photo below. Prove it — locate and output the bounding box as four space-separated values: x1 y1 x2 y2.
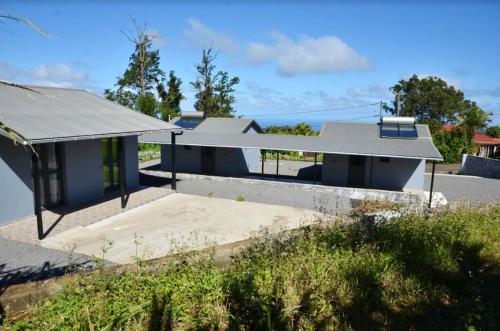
102 138 120 191
37 143 64 208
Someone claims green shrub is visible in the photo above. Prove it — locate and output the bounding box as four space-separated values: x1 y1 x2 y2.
235 195 245 202
5 204 499 330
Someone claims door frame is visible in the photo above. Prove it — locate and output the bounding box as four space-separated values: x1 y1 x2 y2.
201 146 216 175
35 143 65 208
347 155 366 187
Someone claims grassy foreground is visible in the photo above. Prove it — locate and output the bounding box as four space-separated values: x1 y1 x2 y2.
3 204 500 330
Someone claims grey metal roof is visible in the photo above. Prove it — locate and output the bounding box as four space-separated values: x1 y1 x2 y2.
0 84 179 144
171 117 262 133
195 118 261 133
140 121 443 160
320 121 432 138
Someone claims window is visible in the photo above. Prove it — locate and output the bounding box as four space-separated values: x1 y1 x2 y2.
36 143 64 208
380 123 418 139
379 157 391 163
102 138 120 191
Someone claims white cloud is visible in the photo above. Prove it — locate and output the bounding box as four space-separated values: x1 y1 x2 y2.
26 64 89 88
0 62 21 81
184 18 238 53
246 31 372 76
0 62 97 91
146 30 166 47
346 82 391 99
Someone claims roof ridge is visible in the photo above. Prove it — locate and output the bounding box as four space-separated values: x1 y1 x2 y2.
13 84 88 92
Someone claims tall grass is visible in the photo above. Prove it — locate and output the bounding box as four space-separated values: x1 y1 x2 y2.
4 204 499 330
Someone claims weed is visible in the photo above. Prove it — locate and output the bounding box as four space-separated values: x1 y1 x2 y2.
4 203 499 330
236 195 245 202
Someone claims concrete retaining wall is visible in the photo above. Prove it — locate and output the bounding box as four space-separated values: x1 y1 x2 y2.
170 172 426 215
461 154 500 179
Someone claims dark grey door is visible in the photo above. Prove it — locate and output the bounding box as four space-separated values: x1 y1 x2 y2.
347 155 366 187
201 147 216 175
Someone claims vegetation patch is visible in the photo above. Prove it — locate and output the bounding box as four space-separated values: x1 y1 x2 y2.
3 204 499 330
350 199 401 217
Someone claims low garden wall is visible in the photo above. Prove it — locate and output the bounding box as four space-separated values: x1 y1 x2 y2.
461 154 500 179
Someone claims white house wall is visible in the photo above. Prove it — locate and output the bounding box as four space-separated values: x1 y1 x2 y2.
321 153 425 191
62 140 104 206
370 157 425 190
321 154 349 186
0 135 34 225
161 144 260 176
124 136 139 189
161 145 202 173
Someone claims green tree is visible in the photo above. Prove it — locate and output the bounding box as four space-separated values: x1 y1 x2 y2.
264 123 318 136
485 125 500 138
191 48 239 117
103 88 136 109
384 75 489 132
105 19 165 116
157 71 184 121
136 93 158 117
432 129 470 163
458 105 492 148
213 71 240 117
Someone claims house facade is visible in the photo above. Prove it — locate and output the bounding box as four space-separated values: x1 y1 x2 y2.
141 116 442 192
0 84 177 226
160 112 262 176
319 120 437 191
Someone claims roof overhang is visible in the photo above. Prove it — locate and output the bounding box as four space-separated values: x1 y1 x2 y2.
140 131 444 161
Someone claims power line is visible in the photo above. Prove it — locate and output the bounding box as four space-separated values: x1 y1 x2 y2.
242 102 380 117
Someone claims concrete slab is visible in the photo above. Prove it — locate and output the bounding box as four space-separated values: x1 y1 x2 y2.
41 193 320 264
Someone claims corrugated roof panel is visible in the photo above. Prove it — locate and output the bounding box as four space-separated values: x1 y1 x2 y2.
195 118 256 133
0 84 179 144
140 126 443 160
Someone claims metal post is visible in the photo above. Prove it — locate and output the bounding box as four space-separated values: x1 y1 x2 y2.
118 137 127 208
428 161 436 209
369 156 374 188
275 151 279 179
261 150 265 179
313 153 317 184
31 149 44 240
171 131 177 191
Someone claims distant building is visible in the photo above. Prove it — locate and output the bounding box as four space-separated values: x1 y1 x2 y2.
441 124 500 158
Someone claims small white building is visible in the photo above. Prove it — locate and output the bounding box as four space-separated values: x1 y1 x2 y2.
141 116 443 192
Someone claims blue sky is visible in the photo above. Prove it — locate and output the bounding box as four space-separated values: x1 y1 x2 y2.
1 0 500 128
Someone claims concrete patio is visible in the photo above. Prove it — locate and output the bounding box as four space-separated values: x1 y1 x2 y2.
0 186 173 245
40 193 321 264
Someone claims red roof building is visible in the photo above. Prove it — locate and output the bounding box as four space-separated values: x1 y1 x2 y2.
440 124 500 158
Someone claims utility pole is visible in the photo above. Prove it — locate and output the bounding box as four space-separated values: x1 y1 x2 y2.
396 93 400 117
379 100 382 122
